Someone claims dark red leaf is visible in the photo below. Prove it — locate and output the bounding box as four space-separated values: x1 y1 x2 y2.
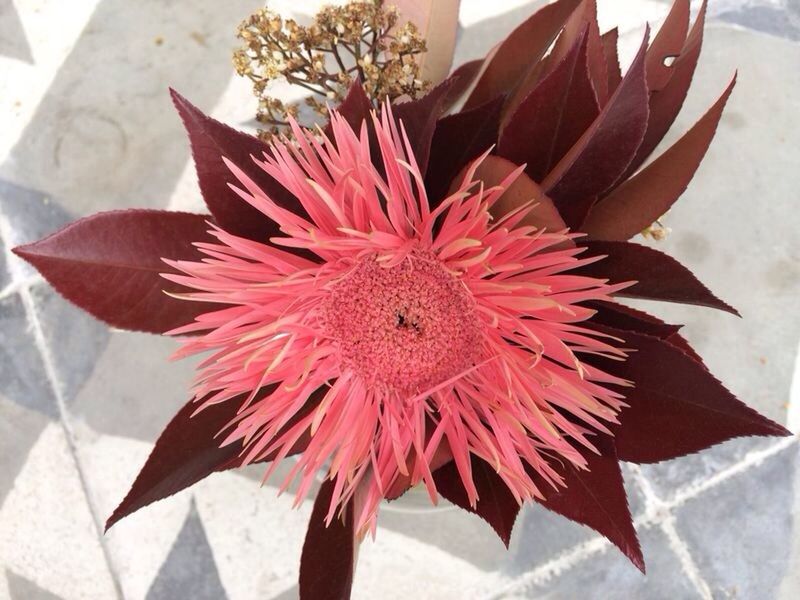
601 27 622 94
591 325 791 464
625 1 707 175
645 0 690 92
106 386 321 530
464 0 582 111
541 29 650 228
299 479 355 600
663 329 705 365
441 59 484 112
332 79 373 132
392 79 455 175
13 210 217 334
586 300 705 363
584 75 735 241
586 300 681 339
426 95 504 204
574 240 739 315
498 27 599 182
171 89 303 243
544 0 608 106
106 395 243 530
434 456 520 547
534 434 644 572
466 155 568 233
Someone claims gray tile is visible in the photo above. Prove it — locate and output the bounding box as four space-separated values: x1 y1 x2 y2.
0 179 72 279
513 526 701 600
641 437 773 501
29 283 110 404
506 503 596 576
0 0 261 217
270 584 299 600
6 569 64 600
674 442 798 600
0 1 33 63
0 293 58 418
69 328 195 442
0 396 49 507
146 501 228 600
622 463 648 518
0 232 9 291
718 6 800 41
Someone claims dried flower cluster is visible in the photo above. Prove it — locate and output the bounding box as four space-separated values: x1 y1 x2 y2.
233 0 429 140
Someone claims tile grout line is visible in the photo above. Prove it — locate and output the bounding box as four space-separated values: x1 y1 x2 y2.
0 216 125 600
477 436 796 599
0 274 44 302
667 436 797 509
659 517 713 599
627 465 713 600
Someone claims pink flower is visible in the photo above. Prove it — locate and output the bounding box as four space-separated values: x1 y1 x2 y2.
164 108 631 534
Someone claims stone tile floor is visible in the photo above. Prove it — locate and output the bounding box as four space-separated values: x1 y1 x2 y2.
1 0 799 598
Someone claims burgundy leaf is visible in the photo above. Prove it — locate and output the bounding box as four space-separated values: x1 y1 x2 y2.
468 155 568 233
586 300 681 339
534 434 644 572
498 27 599 182
434 456 520 547
591 325 791 464
625 1 707 175
299 479 355 600
13 210 217 334
601 27 622 94
464 0 582 110
575 240 738 315
645 0 690 91
106 395 244 530
584 75 735 241
586 300 705 363
665 329 706 366
441 59 484 112
541 28 650 228
392 79 455 175
426 95 504 204
171 89 303 243
544 0 608 107
332 79 373 132
106 386 321 530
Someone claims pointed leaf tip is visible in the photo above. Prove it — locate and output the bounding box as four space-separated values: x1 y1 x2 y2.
589 325 790 464
13 210 218 334
533 434 644 572
107 386 321 530
498 26 599 183
584 75 736 241
170 89 306 244
542 26 651 228
575 241 739 315
434 456 520 547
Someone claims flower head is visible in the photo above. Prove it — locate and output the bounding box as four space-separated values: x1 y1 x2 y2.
164 107 631 533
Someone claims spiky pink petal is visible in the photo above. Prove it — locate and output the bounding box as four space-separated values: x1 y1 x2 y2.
166 106 629 534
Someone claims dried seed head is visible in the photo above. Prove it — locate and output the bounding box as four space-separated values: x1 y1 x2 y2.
233 0 430 141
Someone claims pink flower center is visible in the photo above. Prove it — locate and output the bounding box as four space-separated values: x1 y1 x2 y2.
322 252 482 394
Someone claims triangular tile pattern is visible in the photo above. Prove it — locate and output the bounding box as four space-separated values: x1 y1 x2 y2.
145 500 228 600
0 1 34 63
6 569 64 600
